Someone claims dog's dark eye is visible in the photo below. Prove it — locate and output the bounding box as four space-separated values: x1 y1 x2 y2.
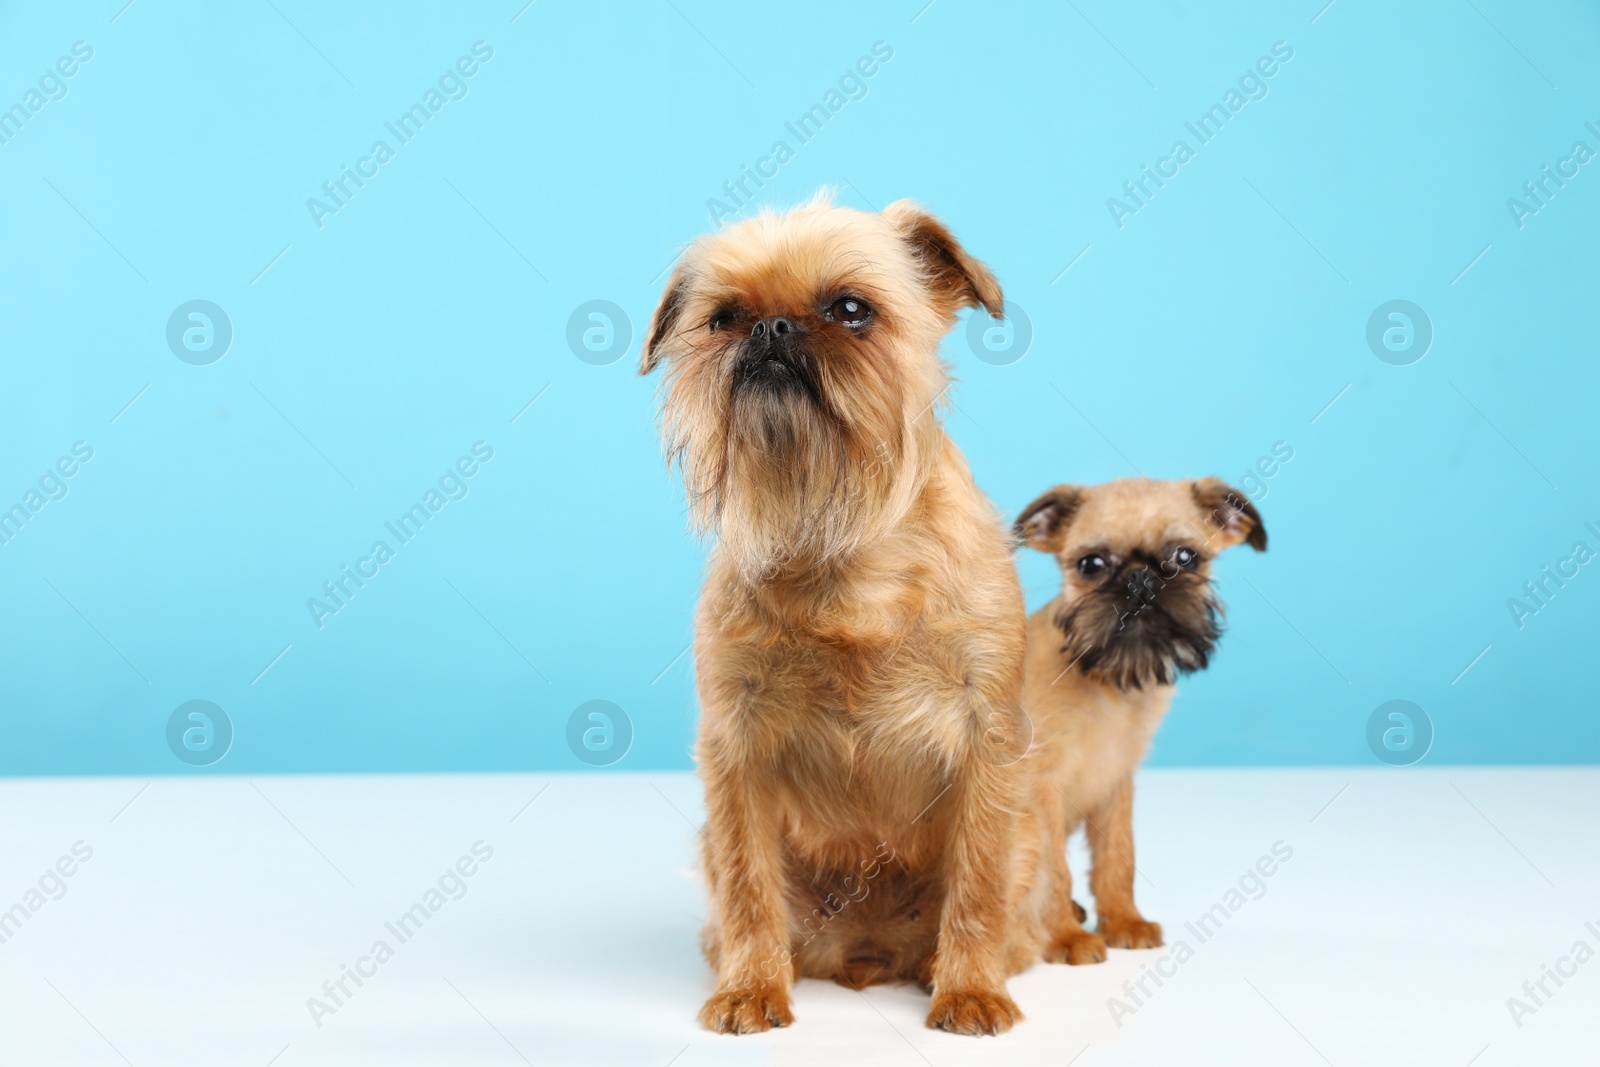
709 307 739 332
827 296 873 327
1174 546 1198 569
1078 555 1106 577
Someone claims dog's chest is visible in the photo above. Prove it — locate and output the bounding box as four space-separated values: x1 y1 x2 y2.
714 618 972 821
1054 684 1172 811
713 568 976 724
697 552 1011 848
751 620 958 731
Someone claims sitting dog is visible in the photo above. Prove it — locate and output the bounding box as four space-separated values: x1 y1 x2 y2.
1013 478 1266 964
641 194 1034 1034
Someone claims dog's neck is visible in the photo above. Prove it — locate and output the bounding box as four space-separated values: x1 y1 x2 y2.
1063 657 1177 700
717 412 950 582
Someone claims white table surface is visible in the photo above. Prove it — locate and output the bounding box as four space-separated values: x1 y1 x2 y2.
0 767 1594 1066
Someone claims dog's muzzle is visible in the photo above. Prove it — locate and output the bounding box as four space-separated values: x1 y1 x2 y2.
735 316 807 390
1122 564 1165 607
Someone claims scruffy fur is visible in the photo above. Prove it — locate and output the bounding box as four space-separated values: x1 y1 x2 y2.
1013 478 1266 964
642 194 1037 1035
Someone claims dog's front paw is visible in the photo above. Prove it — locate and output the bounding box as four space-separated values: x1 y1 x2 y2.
1099 915 1163 949
926 989 1022 1036
1044 929 1107 965
699 984 793 1034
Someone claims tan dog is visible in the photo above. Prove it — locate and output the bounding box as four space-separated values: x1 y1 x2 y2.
1013 478 1266 964
640 194 1033 1035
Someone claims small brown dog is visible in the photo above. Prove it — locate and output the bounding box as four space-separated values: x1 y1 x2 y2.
1013 478 1266 965
641 194 1033 1035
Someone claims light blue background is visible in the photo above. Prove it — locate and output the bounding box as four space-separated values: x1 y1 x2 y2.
2 0 1595 775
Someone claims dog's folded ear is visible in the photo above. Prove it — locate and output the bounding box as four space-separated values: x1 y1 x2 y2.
1014 486 1081 553
1191 478 1267 551
885 200 1004 319
640 268 688 375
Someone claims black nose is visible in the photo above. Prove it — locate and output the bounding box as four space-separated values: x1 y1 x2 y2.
751 316 798 339
1124 565 1163 602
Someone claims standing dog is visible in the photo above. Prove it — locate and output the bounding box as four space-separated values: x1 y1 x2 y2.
641 194 1032 1035
1013 478 1266 964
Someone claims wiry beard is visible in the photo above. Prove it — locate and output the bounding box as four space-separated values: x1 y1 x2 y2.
658 338 929 580
1054 590 1223 689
